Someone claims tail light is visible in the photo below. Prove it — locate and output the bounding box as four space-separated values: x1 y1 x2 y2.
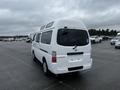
52 51 57 63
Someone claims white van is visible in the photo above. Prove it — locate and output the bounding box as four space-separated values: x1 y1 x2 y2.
31 18 92 75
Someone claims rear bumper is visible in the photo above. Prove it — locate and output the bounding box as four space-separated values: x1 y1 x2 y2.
50 59 92 74
115 45 120 48
111 42 115 45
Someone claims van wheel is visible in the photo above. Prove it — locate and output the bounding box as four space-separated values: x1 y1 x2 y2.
43 61 49 74
32 52 37 62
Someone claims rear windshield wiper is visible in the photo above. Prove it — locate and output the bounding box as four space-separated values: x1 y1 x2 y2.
73 45 78 50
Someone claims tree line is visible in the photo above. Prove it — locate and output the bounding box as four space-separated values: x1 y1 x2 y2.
88 29 118 36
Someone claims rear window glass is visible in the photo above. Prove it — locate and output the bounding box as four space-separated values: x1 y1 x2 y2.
57 29 89 46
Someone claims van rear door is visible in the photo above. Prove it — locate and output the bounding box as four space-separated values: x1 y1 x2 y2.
56 29 91 69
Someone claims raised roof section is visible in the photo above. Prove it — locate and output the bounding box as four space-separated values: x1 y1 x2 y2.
40 21 54 30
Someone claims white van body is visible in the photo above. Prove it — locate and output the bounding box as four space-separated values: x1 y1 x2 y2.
31 18 92 74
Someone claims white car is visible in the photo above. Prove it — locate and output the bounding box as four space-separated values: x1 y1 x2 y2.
115 39 120 49
31 18 92 75
99 36 103 41
110 37 119 45
90 36 102 43
117 33 120 36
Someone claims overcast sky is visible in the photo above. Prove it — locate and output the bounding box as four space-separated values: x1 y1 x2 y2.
0 0 120 35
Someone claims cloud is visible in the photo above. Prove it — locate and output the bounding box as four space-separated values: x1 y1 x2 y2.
0 0 120 35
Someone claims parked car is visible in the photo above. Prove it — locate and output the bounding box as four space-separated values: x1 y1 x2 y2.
26 38 31 43
99 36 103 41
31 18 92 75
117 33 120 36
115 39 120 49
110 37 119 45
90 36 102 43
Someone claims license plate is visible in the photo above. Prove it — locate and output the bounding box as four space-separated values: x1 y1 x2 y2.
69 59 82 62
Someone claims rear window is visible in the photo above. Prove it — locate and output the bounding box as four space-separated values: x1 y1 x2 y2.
57 29 89 46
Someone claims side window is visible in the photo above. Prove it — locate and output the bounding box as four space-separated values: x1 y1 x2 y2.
35 33 41 43
32 34 36 41
41 31 52 44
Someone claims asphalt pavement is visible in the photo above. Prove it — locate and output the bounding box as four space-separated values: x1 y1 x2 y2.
0 41 120 90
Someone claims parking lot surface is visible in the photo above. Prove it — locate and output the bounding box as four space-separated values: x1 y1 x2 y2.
0 41 120 90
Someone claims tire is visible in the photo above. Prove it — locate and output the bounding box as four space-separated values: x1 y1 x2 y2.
93 40 95 43
111 43 114 45
43 61 49 75
32 52 37 62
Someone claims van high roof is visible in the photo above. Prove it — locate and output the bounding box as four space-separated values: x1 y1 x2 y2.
40 18 87 31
